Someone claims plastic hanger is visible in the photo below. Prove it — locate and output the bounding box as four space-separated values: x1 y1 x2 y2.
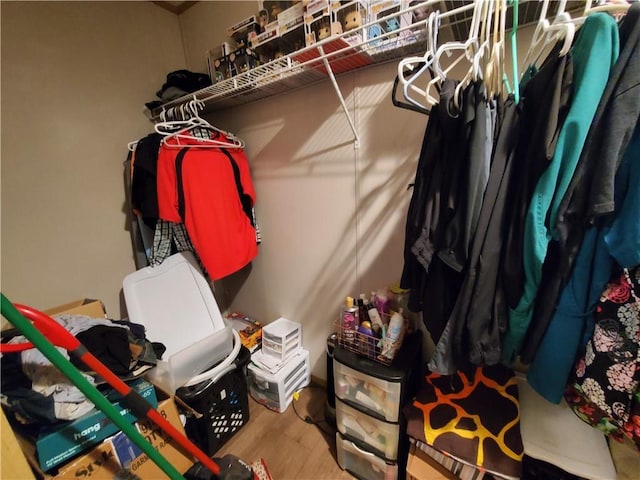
508 0 520 104
520 0 575 74
453 0 489 109
396 10 440 112
572 0 630 26
583 0 630 16
391 75 430 115
155 98 245 149
485 0 508 99
426 0 483 108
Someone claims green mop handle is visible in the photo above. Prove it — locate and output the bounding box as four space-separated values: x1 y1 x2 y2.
0 294 185 480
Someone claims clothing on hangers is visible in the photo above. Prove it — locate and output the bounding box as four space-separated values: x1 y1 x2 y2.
501 41 574 313
527 119 640 403
502 13 621 365
156 139 258 280
522 2 640 364
429 94 520 374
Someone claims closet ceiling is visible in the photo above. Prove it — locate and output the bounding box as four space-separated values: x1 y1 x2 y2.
151 1 198 15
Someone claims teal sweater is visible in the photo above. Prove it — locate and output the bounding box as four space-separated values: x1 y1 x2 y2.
502 13 620 364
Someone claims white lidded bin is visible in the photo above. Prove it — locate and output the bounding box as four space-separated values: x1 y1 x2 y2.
123 252 234 393
261 317 302 361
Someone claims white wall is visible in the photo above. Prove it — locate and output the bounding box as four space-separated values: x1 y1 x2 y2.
0 0 540 382
1 2 186 316
179 2 430 380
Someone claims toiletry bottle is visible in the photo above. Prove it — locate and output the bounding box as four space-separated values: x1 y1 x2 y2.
357 294 369 325
366 298 384 337
341 296 357 345
380 309 405 360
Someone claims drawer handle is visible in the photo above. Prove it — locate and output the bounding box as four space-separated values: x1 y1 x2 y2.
351 441 376 457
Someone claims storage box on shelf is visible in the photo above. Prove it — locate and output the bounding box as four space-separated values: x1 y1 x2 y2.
332 0 370 46
228 46 260 77
261 317 302 361
252 20 281 62
227 14 260 47
367 0 416 53
277 1 304 35
304 0 342 46
333 332 422 480
279 23 306 56
208 53 232 83
248 349 310 413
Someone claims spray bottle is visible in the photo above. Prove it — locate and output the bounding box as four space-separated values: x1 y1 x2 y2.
341 296 358 345
380 309 405 361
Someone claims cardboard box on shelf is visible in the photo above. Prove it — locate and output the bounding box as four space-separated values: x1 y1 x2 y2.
277 2 304 35
227 14 260 45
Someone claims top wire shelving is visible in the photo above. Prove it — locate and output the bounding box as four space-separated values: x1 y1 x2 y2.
149 0 575 144
149 2 469 125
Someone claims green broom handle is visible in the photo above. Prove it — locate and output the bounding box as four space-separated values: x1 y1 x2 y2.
0 294 185 480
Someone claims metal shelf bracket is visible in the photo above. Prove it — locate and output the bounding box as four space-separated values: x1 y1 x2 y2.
317 45 361 149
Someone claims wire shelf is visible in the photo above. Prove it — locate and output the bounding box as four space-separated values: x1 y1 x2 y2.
150 1 454 120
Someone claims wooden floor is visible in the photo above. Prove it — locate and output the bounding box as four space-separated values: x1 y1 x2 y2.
216 385 354 480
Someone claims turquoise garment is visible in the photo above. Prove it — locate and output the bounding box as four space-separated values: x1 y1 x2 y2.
528 122 640 403
502 13 620 364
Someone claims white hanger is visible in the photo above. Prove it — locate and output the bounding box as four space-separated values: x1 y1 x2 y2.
396 11 441 111
425 0 483 108
452 0 488 108
520 0 575 74
156 98 245 149
583 0 630 16
485 0 507 98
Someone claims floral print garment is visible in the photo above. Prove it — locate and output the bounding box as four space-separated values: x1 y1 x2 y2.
564 266 640 450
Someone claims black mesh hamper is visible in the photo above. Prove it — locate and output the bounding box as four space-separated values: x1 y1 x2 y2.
177 345 251 455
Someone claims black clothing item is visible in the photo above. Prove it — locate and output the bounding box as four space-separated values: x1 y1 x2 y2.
438 82 478 272
460 97 519 366
430 97 520 373
400 99 445 311
72 326 132 376
131 133 162 228
501 44 574 310
401 80 467 327
156 70 211 99
521 3 640 363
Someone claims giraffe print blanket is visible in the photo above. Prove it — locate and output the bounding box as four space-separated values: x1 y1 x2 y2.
404 365 523 478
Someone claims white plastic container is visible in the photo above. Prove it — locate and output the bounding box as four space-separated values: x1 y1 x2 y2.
248 349 310 413
336 432 398 480
261 317 302 362
336 398 400 460
334 359 402 422
123 252 234 393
